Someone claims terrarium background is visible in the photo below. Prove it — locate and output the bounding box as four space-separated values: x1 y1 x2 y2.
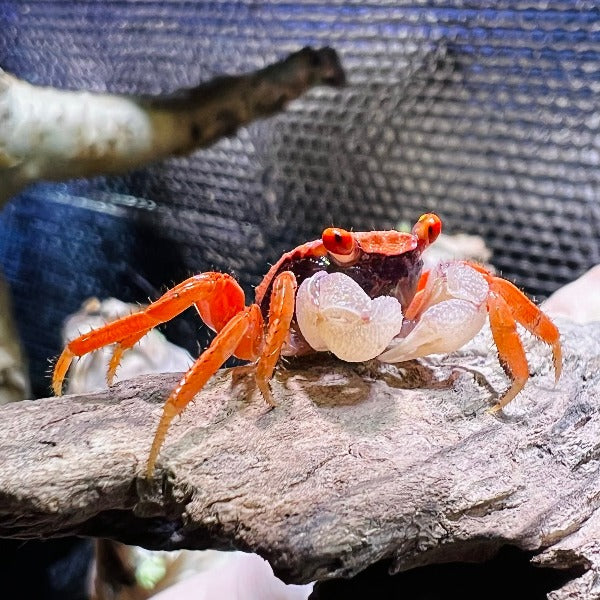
0 1 599 397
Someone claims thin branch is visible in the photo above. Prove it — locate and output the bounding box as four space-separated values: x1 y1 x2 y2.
0 47 345 207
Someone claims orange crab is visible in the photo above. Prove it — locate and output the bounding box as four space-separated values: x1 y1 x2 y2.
52 214 562 477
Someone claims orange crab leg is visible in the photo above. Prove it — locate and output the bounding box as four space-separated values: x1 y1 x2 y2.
489 277 562 382
146 305 262 477
52 349 77 396
52 273 245 395
467 261 562 381
106 331 148 385
255 271 297 406
487 292 530 412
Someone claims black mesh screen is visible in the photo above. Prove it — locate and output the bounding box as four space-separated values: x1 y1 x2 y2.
1 1 599 396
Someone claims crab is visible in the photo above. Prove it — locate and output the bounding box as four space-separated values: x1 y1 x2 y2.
52 214 562 477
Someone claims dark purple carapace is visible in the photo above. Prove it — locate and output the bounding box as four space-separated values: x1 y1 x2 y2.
257 247 424 318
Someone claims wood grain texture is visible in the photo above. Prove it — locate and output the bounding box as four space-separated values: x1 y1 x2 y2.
0 319 598 597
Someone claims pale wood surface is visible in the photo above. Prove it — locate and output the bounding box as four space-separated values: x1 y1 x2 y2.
0 319 598 597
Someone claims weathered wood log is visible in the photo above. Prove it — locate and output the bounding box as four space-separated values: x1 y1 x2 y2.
0 319 599 598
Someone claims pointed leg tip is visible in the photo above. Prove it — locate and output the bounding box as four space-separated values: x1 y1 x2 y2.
52 348 75 396
257 379 277 408
264 393 278 409
487 379 525 415
553 348 563 383
146 440 164 480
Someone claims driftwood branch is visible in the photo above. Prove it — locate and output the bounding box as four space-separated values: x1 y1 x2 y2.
0 46 345 207
1 320 599 598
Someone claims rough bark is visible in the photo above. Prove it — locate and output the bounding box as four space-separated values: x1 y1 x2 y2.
0 319 599 597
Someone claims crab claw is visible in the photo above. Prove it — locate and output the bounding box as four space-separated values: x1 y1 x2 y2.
296 271 403 362
378 262 489 363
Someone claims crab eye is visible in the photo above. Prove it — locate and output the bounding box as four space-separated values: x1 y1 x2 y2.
322 227 355 255
413 213 442 246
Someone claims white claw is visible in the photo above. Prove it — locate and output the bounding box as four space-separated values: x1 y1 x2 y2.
296 272 403 362
377 299 487 362
378 262 489 363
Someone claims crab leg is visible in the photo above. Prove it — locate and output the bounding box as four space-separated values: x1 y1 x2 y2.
146 305 262 476
107 331 148 385
52 273 245 395
487 293 530 412
255 271 297 406
489 277 562 381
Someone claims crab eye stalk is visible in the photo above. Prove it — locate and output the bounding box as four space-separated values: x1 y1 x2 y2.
413 213 442 248
322 227 355 256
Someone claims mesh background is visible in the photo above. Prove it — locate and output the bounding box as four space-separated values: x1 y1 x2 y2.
0 1 599 396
